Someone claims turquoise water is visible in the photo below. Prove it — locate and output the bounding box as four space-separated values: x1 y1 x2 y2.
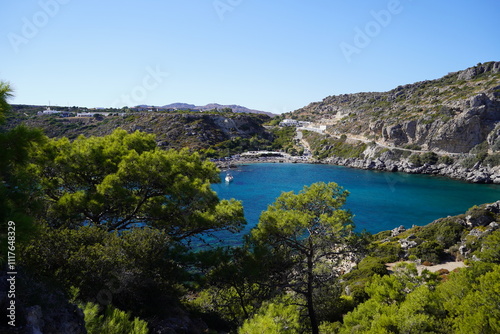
210 163 500 246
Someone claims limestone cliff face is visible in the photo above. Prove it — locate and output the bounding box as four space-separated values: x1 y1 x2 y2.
291 61 500 155
378 91 500 153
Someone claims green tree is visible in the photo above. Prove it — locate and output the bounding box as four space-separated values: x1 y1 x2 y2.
474 230 500 263
31 129 245 239
0 81 14 123
251 182 356 334
438 263 500 333
20 226 186 315
0 81 45 262
238 298 301 334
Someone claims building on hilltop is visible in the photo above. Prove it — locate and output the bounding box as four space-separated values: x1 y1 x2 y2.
279 119 311 127
37 107 72 117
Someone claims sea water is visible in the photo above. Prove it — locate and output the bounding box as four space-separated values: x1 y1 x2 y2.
209 163 500 247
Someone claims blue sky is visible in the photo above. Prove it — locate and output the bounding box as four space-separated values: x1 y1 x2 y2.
1 0 499 114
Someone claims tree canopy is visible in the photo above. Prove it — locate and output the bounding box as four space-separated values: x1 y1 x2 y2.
31 129 245 239
251 182 357 334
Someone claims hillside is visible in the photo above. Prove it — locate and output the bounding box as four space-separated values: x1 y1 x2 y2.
6 111 273 152
290 61 500 153
287 62 500 183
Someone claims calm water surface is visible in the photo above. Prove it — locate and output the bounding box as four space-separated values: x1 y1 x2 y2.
209 163 500 247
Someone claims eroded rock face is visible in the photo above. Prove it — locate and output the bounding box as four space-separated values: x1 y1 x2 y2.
457 62 500 81
379 92 500 153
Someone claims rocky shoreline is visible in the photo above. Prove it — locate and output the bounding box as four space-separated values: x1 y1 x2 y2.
220 154 500 184
324 156 500 184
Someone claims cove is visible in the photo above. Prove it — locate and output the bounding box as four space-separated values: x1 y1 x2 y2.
210 163 500 246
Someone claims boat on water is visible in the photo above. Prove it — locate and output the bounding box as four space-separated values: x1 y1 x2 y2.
225 173 234 183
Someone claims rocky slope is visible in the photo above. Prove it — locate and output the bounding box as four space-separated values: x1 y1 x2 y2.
291 62 500 183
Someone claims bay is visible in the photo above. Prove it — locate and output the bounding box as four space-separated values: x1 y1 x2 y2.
210 163 500 246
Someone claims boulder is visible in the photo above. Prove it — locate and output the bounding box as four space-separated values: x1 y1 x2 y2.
391 225 406 237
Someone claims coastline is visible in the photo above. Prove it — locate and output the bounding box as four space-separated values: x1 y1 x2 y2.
216 154 500 184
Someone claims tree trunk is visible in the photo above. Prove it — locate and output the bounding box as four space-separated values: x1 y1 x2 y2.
306 251 319 334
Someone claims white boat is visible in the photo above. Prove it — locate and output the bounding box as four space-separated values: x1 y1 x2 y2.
225 173 234 183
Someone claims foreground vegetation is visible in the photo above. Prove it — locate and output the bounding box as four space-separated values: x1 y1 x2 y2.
1 80 500 333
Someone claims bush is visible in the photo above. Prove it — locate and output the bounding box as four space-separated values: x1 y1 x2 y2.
368 241 401 263
404 144 421 150
409 240 444 264
420 152 439 165
474 230 500 263
82 302 149 334
484 153 500 167
409 154 422 167
415 219 465 249
437 155 454 165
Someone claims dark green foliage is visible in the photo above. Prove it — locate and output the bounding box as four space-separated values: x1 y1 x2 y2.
251 182 358 334
205 135 274 158
368 241 401 263
31 129 245 237
421 151 439 165
409 240 444 264
483 153 500 167
437 155 455 165
304 131 367 159
269 126 296 150
403 143 422 150
409 151 443 166
0 82 46 263
415 219 466 249
20 227 185 317
342 256 389 304
474 230 500 264
408 153 422 166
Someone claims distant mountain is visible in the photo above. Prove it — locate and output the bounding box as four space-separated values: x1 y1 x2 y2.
160 103 197 110
135 103 275 117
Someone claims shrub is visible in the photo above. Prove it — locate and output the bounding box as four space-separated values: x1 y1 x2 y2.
483 153 500 167
404 144 421 150
82 302 149 334
474 230 500 263
409 154 422 167
368 241 401 263
420 152 439 165
409 240 444 264
415 219 465 248
437 155 454 165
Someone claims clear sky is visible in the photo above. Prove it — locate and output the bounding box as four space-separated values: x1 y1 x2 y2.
1 0 499 114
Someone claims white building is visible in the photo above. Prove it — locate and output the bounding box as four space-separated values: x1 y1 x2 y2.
37 107 62 115
279 119 311 127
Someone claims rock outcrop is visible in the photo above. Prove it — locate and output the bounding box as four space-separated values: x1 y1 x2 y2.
324 155 500 184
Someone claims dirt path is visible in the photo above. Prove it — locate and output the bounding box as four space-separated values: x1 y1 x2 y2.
386 261 466 275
